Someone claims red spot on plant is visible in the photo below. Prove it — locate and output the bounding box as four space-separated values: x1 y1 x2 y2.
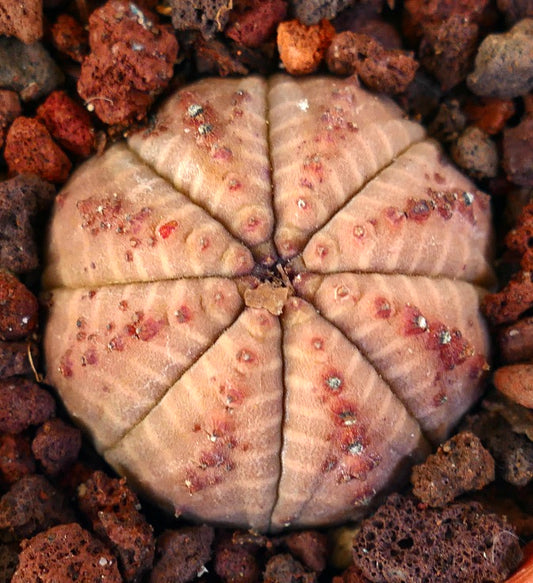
374 297 392 319
59 350 74 377
158 220 178 239
174 305 191 323
406 198 432 222
403 305 428 335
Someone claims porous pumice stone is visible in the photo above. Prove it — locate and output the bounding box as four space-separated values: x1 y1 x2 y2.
43 75 494 532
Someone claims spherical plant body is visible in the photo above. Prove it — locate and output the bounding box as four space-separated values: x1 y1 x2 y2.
43 75 493 532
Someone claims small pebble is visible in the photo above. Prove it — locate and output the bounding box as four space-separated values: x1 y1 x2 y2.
451 125 499 179
0 270 39 341
277 18 335 75
50 14 89 63
0 90 21 150
494 364 533 409
32 418 82 476
170 0 233 38
225 0 287 48
503 116 533 187
4 117 71 183
467 18 533 99
0 38 63 102
291 0 354 26
0 0 43 44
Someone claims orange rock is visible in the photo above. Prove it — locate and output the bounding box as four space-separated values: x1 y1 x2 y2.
4 117 71 183
465 97 516 135
493 363 533 409
277 19 335 75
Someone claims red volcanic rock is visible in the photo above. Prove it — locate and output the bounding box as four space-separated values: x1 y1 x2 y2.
226 0 287 48
11 523 122 582
32 418 82 476
0 270 39 341
50 14 89 63
37 91 95 158
0 0 43 44
43 75 492 532
77 0 178 127
4 117 71 183
0 434 35 486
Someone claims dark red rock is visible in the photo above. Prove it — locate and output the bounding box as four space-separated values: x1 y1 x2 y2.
0 377 55 434
464 97 516 135
332 565 372 583
283 531 328 573
353 493 523 583
193 33 249 76
150 525 214 583
50 14 89 63
31 418 81 476
291 0 354 25
503 116 533 187
4 117 71 183
170 0 233 38
77 0 178 127
0 90 21 150
0 474 76 541
263 553 317 583
0 433 35 485
499 316 533 363
78 470 155 582
451 125 498 180
411 431 495 507
0 0 42 44
0 341 39 378
327 32 418 94
36 91 95 158
225 0 287 48
11 522 122 582
0 271 39 341
214 532 261 583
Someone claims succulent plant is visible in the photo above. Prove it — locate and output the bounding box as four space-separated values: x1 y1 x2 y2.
43 75 493 532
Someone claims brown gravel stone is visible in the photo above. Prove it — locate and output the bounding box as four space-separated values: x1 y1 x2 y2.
0 433 35 486
353 493 523 583
78 470 155 582
4 117 71 183
50 14 89 63
503 116 533 187
31 418 82 476
225 0 287 48
283 531 328 573
0 543 18 582
11 522 122 582
192 33 249 76
451 125 499 180
464 97 516 135
170 0 233 38
418 14 479 90
0 341 39 378
499 316 533 363
290 0 354 26
277 18 335 75
0 90 21 150
77 0 179 127
214 532 261 583
263 553 317 583
0 0 43 44
494 364 533 409
150 525 214 583
411 431 495 507
332 565 372 583
0 270 38 341
0 474 76 541
327 32 418 94
0 377 55 434
36 91 95 158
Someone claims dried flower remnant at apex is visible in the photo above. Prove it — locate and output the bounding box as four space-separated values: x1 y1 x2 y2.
43 75 493 532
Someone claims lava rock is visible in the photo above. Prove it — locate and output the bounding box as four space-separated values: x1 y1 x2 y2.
11 522 122 582
290 0 354 25
0 39 64 102
263 553 317 583
78 470 155 582
0 174 55 273
170 0 233 38
32 418 82 476
0 270 39 341
0 377 55 434
0 341 39 379
451 125 499 179
353 493 523 583
151 525 214 583
411 431 495 507
77 0 178 127
503 115 533 187
50 14 89 63
0 0 43 44
0 434 35 486
225 0 287 48
0 474 76 541
0 90 21 150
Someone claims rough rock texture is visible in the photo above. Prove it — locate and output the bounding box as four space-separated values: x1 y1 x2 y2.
467 18 533 99
4 117 72 183
11 523 122 582
77 0 178 127
43 75 492 532
263 553 317 583
0 434 35 485
411 431 495 506
0 39 63 102
0 90 21 150
0 0 43 43
151 525 214 583
0 174 55 273
353 493 523 583
0 270 39 341
277 18 335 75
32 418 82 476
503 115 533 187
77 471 155 581
170 0 233 38
0 474 75 541
326 32 418 94
0 377 55 434
290 0 354 25
225 0 287 48
451 125 498 179
50 14 89 63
